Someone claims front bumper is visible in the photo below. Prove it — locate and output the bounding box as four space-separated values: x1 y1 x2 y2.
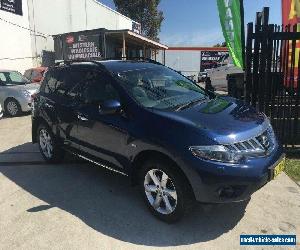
18 96 32 112
182 145 284 203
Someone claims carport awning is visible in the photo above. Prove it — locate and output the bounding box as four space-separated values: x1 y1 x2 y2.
104 30 168 50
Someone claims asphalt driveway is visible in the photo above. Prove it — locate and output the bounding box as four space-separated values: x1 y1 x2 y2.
0 115 299 250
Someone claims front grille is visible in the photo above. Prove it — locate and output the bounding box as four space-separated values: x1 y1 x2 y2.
225 127 275 156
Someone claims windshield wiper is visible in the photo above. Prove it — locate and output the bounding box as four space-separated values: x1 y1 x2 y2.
175 97 207 111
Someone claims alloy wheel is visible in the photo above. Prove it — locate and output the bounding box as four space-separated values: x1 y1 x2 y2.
144 169 178 215
39 129 53 159
7 101 19 116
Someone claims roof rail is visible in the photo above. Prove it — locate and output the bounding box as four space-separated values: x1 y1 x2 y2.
105 57 163 65
54 59 104 66
54 57 162 66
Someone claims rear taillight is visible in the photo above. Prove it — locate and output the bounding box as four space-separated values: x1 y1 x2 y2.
31 93 37 102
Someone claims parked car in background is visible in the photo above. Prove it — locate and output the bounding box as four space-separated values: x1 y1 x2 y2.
0 103 3 119
32 60 284 222
198 71 207 82
24 67 47 84
207 59 243 91
0 70 40 116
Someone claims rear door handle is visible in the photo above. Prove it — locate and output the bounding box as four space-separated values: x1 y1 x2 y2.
77 114 88 121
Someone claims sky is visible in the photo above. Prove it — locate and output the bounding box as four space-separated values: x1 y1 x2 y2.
99 0 282 46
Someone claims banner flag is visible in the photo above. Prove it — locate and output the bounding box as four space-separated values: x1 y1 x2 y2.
282 0 300 87
217 0 244 69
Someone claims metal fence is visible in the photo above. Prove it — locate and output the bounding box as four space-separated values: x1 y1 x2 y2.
244 7 300 149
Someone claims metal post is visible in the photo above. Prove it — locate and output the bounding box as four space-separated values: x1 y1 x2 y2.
163 49 166 65
103 33 107 59
240 0 246 71
122 32 126 59
143 44 146 59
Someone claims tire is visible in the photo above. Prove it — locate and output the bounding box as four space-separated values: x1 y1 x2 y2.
37 124 64 163
139 158 194 223
5 98 21 117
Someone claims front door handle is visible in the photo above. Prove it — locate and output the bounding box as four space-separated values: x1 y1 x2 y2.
44 103 54 109
77 113 88 121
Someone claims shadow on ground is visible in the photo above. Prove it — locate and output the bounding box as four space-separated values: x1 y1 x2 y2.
1 112 31 120
0 143 249 247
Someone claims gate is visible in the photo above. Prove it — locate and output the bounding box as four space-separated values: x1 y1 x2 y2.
244 7 300 149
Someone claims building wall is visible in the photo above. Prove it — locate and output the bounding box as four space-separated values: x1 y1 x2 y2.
0 0 137 73
0 0 34 72
165 50 201 78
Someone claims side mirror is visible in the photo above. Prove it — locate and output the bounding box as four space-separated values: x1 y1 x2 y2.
99 99 121 115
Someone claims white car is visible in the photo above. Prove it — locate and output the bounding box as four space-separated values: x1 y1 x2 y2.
207 60 243 91
0 70 39 116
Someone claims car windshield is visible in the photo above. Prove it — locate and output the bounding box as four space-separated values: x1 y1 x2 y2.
0 71 30 86
113 64 207 110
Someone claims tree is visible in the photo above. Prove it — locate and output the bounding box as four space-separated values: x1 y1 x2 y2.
113 0 164 41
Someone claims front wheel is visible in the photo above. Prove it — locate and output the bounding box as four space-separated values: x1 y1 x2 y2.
5 98 21 117
38 124 64 163
140 159 193 223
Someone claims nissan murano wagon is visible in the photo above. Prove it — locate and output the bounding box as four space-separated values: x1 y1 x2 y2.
32 60 284 222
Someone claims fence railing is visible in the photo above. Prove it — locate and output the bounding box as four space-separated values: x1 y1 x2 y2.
243 7 300 149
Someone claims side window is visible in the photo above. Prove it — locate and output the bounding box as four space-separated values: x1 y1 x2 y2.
24 70 32 80
63 70 89 100
81 71 119 104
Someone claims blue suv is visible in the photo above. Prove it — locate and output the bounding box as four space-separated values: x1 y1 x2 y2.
32 60 285 222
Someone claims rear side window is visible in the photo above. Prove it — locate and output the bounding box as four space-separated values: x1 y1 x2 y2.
40 68 88 99
40 69 63 94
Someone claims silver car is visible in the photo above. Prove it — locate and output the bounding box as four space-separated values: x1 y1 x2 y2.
0 103 3 119
0 70 40 116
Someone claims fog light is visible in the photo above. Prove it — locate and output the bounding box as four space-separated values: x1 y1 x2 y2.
218 186 235 198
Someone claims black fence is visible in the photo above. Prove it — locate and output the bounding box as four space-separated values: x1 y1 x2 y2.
243 7 300 149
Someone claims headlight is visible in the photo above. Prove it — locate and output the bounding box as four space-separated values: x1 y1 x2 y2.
22 90 31 98
189 145 244 164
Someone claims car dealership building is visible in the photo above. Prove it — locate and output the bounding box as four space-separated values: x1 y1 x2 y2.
0 0 167 72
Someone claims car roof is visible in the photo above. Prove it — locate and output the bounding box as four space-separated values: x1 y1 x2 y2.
98 60 161 73
26 67 47 72
0 69 20 73
52 60 162 73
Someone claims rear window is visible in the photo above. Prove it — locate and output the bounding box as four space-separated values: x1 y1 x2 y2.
32 70 43 80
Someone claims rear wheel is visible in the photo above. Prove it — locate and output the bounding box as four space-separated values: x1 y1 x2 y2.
37 124 64 163
140 159 193 223
5 98 21 117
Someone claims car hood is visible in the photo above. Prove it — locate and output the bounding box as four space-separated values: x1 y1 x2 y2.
151 97 269 144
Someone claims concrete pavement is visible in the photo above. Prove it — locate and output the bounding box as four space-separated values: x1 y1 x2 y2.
0 115 299 250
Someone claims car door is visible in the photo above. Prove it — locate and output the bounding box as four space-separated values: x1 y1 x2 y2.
40 68 79 149
74 69 130 170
